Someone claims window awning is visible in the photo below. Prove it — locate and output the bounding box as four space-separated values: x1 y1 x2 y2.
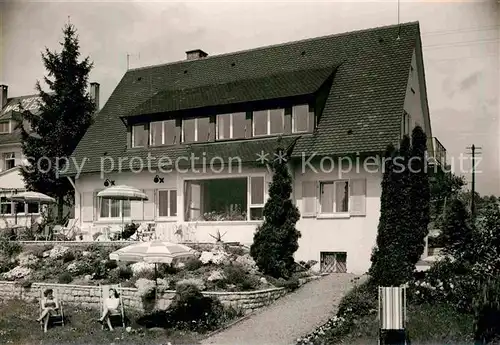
123 65 336 118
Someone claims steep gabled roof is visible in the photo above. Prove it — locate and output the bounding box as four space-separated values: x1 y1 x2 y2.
67 22 421 175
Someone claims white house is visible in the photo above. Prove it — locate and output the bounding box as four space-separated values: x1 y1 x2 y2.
64 22 446 274
0 83 100 228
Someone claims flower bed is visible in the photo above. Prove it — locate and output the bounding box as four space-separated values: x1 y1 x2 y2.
0 241 318 294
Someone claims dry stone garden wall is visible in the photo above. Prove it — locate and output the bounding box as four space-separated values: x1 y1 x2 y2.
0 280 289 313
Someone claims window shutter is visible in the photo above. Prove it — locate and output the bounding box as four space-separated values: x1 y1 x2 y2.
92 191 99 221
81 192 94 222
143 189 155 220
130 199 144 222
350 179 366 216
301 181 317 217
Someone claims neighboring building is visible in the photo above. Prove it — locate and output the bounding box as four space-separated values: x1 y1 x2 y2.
65 22 446 274
0 83 100 228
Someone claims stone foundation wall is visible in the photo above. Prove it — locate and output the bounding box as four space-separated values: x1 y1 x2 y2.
0 280 288 314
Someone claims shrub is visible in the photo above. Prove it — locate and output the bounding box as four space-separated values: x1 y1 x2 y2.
277 277 300 291
104 260 118 270
122 223 139 240
473 277 500 344
226 246 246 257
62 250 76 263
185 258 203 271
223 264 259 291
26 245 53 258
58 272 73 284
0 239 22 259
118 265 133 280
337 282 377 318
0 259 16 274
92 232 102 241
169 283 224 331
250 144 300 279
20 279 32 289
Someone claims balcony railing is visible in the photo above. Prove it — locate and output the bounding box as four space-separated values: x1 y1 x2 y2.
427 137 447 166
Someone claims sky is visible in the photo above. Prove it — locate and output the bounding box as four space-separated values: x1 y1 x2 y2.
0 0 499 195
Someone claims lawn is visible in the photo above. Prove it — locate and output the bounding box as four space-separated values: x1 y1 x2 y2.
0 299 203 345
326 303 474 345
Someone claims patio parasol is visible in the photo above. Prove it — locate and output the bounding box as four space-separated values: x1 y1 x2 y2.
97 185 148 239
109 240 195 295
9 191 55 228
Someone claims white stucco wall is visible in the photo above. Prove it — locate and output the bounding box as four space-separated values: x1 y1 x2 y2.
293 161 381 274
74 160 382 274
403 49 426 134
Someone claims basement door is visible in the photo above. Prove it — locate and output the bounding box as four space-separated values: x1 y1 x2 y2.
320 252 347 273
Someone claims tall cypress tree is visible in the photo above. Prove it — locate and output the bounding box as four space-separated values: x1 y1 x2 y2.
408 126 430 265
370 130 430 287
250 144 301 279
19 24 95 221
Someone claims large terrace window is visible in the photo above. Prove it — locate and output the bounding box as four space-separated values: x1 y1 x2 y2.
184 176 265 221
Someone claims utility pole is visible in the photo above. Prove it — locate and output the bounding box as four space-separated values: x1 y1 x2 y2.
466 144 482 218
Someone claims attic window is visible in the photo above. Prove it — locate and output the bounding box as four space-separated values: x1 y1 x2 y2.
231 62 236 67
347 129 353 135
184 70 188 74
0 121 10 134
137 77 142 81
301 51 306 56
132 124 147 148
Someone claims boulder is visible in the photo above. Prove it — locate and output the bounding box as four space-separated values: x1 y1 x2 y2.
259 277 268 285
2 266 32 280
49 245 69 259
235 254 257 274
17 253 39 267
207 270 225 282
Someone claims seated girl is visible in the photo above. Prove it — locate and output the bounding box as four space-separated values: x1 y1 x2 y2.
36 288 59 333
97 288 120 331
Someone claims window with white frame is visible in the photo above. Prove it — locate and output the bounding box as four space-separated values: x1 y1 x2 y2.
132 124 147 148
99 198 131 218
3 152 15 170
249 176 265 220
0 197 11 215
216 112 246 140
402 112 411 137
184 176 265 221
182 117 211 143
292 104 310 133
157 189 177 218
27 202 39 214
253 108 284 136
0 122 10 134
150 120 177 146
319 180 349 214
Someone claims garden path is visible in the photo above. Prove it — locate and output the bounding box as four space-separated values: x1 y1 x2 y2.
201 273 361 345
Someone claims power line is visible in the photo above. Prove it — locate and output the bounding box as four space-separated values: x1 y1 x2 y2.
422 25 500 37
423 38 500 50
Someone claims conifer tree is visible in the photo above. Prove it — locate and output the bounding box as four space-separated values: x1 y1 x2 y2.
19 24 95 221
250 144 301 278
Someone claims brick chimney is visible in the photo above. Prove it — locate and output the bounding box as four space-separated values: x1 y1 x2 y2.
0 85 8 109
90 82 100 110
186 49 208 61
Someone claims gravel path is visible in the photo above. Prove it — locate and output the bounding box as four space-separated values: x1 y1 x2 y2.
201 273 359 345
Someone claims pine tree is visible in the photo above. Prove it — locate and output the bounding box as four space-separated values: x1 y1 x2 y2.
19 24 95 221
250 144 301 278
440 197 472 260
